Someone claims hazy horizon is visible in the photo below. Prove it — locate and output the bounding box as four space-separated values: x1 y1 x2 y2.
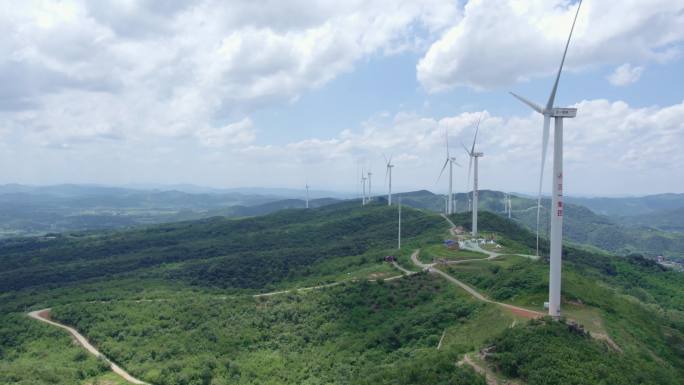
2 182 679 199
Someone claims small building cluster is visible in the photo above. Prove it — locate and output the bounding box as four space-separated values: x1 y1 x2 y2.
443 239 460 250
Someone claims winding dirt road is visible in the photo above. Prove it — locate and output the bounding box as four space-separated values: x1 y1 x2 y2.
410 248 542 319
28 309 150 385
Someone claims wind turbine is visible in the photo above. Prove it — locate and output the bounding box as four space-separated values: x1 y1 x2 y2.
463 116 483 237
437 130 459 215
361 170 367 206
384 155 394 206
367 170 373 203
503 193 512 217
305 184 310 209
510 0 582 318
397 197 402 249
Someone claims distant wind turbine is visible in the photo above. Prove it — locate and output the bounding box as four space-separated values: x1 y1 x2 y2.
384 154 394 206
506 194 512 219
361 169 367 206
510 0 583 318
463 115 483 237
305 184 310 209
397 197 402 249
367 170 373 203
437 130 459 215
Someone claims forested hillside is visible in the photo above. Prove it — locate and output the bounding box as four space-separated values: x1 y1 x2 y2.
1 203 683 384
0 201 440 294
396 189 684 260
0 184 339 237
446 211 684 384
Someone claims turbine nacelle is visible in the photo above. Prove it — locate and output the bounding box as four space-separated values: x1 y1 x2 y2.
510 92 577 118
550 107 577 118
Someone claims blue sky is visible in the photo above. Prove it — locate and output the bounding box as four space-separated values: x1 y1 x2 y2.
1 0 683 196
255 50 684 145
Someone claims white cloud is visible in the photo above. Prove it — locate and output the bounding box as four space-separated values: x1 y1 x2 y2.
196 118 255 148
232 99 684 194
2 96 682 194
418 0 684 91
607 63 644 86
0 0 458 147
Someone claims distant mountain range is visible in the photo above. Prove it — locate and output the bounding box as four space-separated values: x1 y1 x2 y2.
1 184 683 261
565 193 684 217
394 189 684 261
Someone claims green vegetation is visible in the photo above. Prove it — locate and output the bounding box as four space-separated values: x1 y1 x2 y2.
0 314 116 385
420 243 487 264
486 318 680 385
0 201 442 294
1 200 683 384
395 189 684 260
445 211 684 382
51 274 485 385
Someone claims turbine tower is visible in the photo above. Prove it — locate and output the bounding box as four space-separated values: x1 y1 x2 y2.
464 116 483 237
361 170 367 206
367 170 373 203
503 193 512 218
384 155 394 206
438 130 459 215
305 184 310 209
397 197 402 249
510 0 582 318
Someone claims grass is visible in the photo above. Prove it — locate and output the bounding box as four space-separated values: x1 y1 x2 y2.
420 244 488 263
442 305 525 353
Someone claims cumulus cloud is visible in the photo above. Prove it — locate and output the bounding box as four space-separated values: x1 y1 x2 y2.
607 63 644 86
233 99 684 194
196 118 255 148
0 0 458 147
2 95 682 194
418 0 684 91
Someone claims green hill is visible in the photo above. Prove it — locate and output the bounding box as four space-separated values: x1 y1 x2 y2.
0 200 437 294
394 189 684 261
1 203 683 384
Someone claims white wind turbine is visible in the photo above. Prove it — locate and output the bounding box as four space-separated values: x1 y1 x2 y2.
384 154 394 206
503 193 512 218
510 0 583 318
437 130 459 215
305 184 310 209
367 170 373 203
463 116 483 237
361 169 367 206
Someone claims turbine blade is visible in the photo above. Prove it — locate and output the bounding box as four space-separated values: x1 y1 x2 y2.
445 130 450 157
510 92 544 114
546 0 583 110
461 142 470 155
436 158 449 184
535 115 552 256
382 153 388 165
471 115 481 154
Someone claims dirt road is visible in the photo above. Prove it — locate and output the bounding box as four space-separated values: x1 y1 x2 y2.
410 249 542 319
28 309 150 385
